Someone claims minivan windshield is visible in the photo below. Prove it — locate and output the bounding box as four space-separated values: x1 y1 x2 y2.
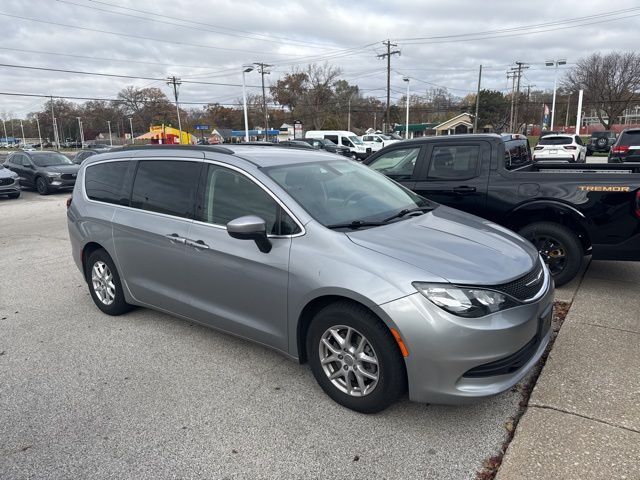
31 153 74 167
265 160 433 228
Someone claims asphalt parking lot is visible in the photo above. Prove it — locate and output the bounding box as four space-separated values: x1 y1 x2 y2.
0 189 539 480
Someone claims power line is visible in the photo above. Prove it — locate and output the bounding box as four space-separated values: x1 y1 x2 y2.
0 62 265 88
396 7 640 43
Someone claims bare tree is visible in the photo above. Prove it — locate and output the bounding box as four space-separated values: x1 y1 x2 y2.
563 52 640 129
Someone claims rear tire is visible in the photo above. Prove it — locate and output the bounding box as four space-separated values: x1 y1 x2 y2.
85 249 133 316
518 222 583 287
306 301 406 413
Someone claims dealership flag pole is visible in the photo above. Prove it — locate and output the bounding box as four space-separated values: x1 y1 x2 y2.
575 89 584 136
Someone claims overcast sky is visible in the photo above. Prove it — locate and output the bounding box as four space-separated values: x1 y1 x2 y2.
0 0 639 117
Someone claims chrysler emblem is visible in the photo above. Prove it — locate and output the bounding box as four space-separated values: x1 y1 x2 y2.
525 269 544 287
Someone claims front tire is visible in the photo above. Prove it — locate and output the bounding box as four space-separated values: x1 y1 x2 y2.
306 301 406 413
36 176 49 195
519 222 583 287
86 249 133 316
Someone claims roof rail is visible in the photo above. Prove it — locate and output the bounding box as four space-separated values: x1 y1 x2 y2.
118 144 235 155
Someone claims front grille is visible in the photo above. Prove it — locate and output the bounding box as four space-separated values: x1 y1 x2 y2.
0 177 14 186
61 173 77 181
491 259 545 301
463 335 540 378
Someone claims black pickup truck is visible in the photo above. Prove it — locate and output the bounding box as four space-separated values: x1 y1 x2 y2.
364 134 640 286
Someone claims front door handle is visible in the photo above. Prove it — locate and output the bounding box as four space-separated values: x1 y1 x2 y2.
452 186 476 195
185 239 210 250
165 233 187 244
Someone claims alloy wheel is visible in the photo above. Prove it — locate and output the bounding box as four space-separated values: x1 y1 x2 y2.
318 325 379 397
530 235 567 275
91 261 116 305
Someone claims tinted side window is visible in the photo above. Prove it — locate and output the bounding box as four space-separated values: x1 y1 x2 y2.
504 140 532 170
324 135 339 144
131 160 201 218
198 165 299 235
428 145 480 179
368 147 420 180
85 161 133 206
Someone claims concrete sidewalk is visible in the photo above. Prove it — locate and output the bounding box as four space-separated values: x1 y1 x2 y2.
497 261 640 479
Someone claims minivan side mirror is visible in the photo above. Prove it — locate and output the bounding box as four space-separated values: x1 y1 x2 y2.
226 215 272 253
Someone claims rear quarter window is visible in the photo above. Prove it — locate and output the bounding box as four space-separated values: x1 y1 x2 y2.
620 130 640 145
85 161 134 206
504 139 532 170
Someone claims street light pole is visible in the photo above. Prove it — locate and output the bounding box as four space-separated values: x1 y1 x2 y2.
545 59 566 131
35 117 42 150
76 116 84 147
241 64 255 142
129 117 134 144
107 120 113 147
347 91 357 132
20 120 25 146
402 77 410 139
1 120 7 146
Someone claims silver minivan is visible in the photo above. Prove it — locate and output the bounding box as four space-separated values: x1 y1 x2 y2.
67 145 554 413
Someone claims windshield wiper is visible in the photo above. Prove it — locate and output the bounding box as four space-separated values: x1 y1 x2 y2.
326 220 386 230
382 206 434 223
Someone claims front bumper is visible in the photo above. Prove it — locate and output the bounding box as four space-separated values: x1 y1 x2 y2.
0 179 20 194
379 274 554 404
46 176 76 190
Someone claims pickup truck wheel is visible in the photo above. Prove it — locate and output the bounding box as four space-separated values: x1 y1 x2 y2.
519 222 582 287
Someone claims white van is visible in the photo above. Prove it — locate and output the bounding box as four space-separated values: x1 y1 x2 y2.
305 130 370 159
361 133 400 152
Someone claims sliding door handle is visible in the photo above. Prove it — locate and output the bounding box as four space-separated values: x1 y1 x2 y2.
165 233 187 244
185 239 210 250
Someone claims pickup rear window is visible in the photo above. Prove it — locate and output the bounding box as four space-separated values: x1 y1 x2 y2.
504 139 532 170
539 137 572 146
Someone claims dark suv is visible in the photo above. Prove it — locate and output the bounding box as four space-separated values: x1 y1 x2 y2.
608 128 640 163
587 131 616 155
3 151 79 194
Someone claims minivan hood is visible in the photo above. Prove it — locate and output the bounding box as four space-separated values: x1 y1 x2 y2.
45 164 80 174
346 205 538 285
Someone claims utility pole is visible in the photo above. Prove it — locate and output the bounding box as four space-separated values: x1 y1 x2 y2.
254 62 273 140
50 96 59 149
473 64 482 133
511 62 529 133
35 116 42 150
377 40 400 132
167 76 183 144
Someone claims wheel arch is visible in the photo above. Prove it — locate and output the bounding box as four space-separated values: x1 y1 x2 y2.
81 241 106 282
295 293 398 365
505 200 592 252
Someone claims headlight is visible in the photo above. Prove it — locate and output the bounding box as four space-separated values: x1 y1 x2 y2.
46 172 62 177
412 282 519 318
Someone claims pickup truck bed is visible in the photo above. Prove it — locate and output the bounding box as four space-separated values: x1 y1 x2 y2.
365 134 640 286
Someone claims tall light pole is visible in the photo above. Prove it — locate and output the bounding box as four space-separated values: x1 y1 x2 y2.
35 117 42 150
347 91 358 132
241 64 254 142
1 119 7 146
129 117 134 144
402 76 410 139
107 120 113 147
76 116 84 147
20 120 26 146
545 59 566 131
